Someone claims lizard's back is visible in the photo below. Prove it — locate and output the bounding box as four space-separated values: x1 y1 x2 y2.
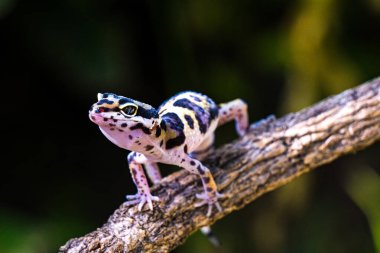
158 91 219 153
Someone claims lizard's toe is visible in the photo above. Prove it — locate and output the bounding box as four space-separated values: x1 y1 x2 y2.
125 193 160 211
196 191 224 216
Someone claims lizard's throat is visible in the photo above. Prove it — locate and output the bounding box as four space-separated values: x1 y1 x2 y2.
98 124 153 151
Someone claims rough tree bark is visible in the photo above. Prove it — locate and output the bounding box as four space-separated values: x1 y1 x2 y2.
60 77 380 253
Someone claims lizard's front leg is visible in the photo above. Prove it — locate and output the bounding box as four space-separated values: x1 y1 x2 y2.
125 152 159 211
176 155 223 216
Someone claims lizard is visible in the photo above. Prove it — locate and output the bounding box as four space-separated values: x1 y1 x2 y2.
89 91 249 217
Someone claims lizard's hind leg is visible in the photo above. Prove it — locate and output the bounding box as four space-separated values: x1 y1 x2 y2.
175 154 223 217
218 99 249 136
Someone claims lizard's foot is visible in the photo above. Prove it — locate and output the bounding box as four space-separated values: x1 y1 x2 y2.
125 192 160 211
195 191 224 217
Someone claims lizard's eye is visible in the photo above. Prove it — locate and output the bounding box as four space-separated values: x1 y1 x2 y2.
120 103 138 117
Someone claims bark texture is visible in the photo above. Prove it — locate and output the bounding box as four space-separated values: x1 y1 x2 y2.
60 77 380 253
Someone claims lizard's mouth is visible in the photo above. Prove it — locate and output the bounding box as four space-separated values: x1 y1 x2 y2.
89 113 136 128
89 112 99 122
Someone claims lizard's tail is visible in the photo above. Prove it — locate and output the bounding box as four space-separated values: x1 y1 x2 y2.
200 226 221 247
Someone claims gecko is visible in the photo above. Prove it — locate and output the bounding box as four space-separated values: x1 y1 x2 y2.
89 91 248 217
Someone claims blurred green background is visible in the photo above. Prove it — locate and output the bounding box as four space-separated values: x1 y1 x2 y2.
0 0 379 252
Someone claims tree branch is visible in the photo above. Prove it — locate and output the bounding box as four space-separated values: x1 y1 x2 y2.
60 77 380 253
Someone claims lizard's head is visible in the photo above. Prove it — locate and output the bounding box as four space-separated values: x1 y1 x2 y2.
89 93 159 132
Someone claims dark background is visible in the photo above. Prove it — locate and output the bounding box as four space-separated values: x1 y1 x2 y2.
1 0 379 252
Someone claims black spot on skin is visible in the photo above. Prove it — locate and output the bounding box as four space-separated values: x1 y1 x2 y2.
110 128 115 131
190 95 202 102
190 161 196 166
97 99 114 105
184 115 194 129
145 145 154 151
160 140 163 147
160 121 167 131
162 112 184 131
155 126 161 137
128 135 133 140
119 129 124 132
173 98 208 133
113 119 118 122
130 123 151 135
184 145 188 154
109 123 116 127
197 165 205 175
166 134 185 150
103 118 108 122
206 187 213 192
203 177 211 184
138 107 158 119
162 112 186 149
121 123 128 128
118 97 134 105
181 159 185 163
